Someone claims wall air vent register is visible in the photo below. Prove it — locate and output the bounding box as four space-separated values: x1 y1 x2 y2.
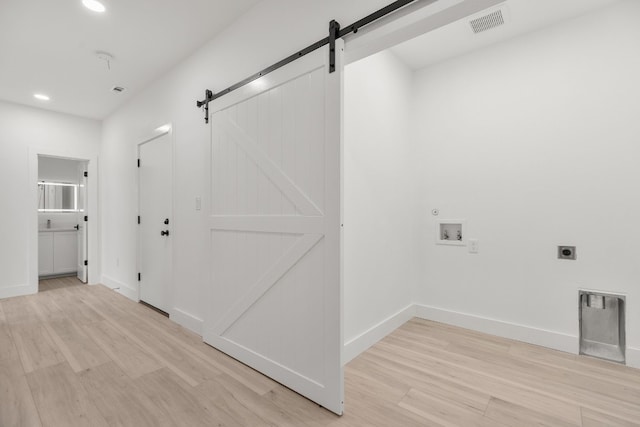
469 9 505 34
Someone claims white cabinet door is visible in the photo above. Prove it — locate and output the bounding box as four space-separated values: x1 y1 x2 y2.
205 42 344 414
53 231 78 274
38 232 54 276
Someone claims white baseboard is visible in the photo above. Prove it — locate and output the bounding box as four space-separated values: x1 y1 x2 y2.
343 304 416 364
171 307 203 336
101 275 138 302
414 304 579 354
343 304 640 370
626 347 640 369
0 284 36 299
100 275 203 337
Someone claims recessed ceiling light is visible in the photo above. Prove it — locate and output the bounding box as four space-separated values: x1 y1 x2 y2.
34 93 50 101
82 0 106 13
155 124 171 133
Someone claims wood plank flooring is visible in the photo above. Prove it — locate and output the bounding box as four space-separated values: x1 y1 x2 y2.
38 276 84 293
1 278 639 426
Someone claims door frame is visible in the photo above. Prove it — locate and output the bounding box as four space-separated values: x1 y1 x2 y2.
135 124 175 313
27 148 99 294
77 160 89 283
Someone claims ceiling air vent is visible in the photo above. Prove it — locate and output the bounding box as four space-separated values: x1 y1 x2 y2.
111 86 126 93
469 9 505 34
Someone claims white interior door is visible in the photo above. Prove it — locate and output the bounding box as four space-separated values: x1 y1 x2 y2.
139 131 172 312
204 42 344 414
76 162 88 283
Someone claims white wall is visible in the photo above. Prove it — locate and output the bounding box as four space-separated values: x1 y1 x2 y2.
99 0 640 367
0 100 100 298
100 0 403 333
343 50 418 361
38 157 81 182
412 0 640 364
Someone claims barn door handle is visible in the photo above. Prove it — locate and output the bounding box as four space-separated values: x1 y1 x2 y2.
161 230 170 236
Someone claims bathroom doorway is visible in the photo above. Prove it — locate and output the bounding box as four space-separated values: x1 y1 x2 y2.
37 155 89 291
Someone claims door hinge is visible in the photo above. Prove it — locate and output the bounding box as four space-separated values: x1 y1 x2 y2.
137 215 141 224
84 260 88 266
137 158 140 168
138 273 141 281
83 171 88 177
84 215 88 222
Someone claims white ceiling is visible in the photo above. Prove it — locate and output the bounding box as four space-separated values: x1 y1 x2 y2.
0 0 260 119
391 0 621 71
0 0 622 120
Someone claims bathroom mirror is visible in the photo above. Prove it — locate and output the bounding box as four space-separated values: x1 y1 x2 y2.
38 182 78 212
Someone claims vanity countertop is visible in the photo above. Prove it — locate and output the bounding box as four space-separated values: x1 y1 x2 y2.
39 228 77 232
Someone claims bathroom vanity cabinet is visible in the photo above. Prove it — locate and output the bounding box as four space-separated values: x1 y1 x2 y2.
38 229 77 277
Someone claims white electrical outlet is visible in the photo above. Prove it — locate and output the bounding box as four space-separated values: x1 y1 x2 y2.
195 196 202 211
468 239 479 254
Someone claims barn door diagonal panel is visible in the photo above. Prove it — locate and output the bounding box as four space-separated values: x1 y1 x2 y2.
210 232 322 336
204 43 344 415
213 113 322 217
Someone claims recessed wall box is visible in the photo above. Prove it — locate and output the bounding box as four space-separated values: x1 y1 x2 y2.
436 220 466 246
579 290 625 364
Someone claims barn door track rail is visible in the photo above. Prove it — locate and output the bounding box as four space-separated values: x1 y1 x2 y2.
196 0 420 123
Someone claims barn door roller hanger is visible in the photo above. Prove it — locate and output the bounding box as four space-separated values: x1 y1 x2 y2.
196 0 424 123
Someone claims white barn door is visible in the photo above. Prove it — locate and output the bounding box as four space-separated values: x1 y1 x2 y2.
204 42 344 415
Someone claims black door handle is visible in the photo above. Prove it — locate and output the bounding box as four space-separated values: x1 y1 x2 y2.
161 230 170 236
74 224 79 230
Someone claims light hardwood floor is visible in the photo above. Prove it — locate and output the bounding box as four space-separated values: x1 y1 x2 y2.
1 280 640 426
38 275 84 293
